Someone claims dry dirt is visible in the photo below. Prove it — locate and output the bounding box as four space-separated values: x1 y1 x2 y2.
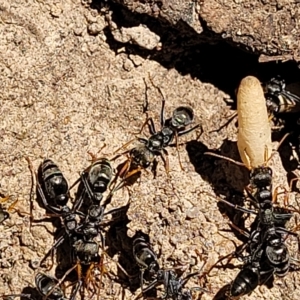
0 1 300 300
110 0 300 61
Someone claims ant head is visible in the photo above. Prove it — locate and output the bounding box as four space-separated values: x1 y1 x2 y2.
263 76 285 95
92 177 107 193
149 260 160 275
55 194 69 206
250 166 272 188
171 106 194 129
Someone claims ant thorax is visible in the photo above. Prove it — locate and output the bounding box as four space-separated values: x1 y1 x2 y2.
148 133 165 150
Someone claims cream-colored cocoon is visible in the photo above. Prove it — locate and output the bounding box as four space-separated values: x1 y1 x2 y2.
237 76 272 169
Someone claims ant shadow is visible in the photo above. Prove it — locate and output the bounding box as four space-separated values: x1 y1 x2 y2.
103 203 140 292
2 287 41 300
273 120 300 193
186 139 249 194
186 138 250 239
18 287 41 300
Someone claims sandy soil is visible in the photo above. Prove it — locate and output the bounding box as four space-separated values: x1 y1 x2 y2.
0 1 300 300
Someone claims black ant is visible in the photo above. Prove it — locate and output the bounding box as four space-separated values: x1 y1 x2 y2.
113 81 201 183
263 76 300 116
133 233 207 299
1 273 66 300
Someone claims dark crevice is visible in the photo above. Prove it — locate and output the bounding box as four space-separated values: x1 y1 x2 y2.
93 0 300 99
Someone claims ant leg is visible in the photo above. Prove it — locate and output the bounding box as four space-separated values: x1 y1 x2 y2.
109 155 132 190
87 144 107 162
0 196 10 203
110 165 144 194
97 254 107 300
265 132 290 165
147 75 166 127
7 199 30 217
39 234 65 269
147 117 156 135
199 242 247 281
70 280 82 300
1 294 32 299
245 186 259 207
286 177 300 206
113 138 137 155
160 150 181 199
218 198 257 215
201 191 256 215
160 149 170 176
123 164 143 181
68 177 81 193
142 77 149 113
80 172 98 203
275 132 290 151
178 123 202 136
25 157 36 230
84 263 98 298
229 222 250 238
181 271 211 294
160 93 166 127
139 269 145 294
272 185 288 205
133 117 156 135
45 263 78 299
204 152 246 167
118 156 132 179
209 112 237 134
169 124 203 147
102 249 134 279
70 263 83 300
181 271 200 285
87 151 98 163
151 159 158 178
141 278 159 294
174 132 184 171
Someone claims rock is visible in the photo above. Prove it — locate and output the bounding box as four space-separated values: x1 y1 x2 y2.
111 24 161 50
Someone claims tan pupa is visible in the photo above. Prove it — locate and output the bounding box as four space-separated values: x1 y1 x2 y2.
237 76 272 169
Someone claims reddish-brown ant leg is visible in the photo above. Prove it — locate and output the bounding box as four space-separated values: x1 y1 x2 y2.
0 196 10 203
204 152 246 168
7 199 30 216
113 138 136 155
286 177 300 207
272 185 289 206
44 264 77 299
